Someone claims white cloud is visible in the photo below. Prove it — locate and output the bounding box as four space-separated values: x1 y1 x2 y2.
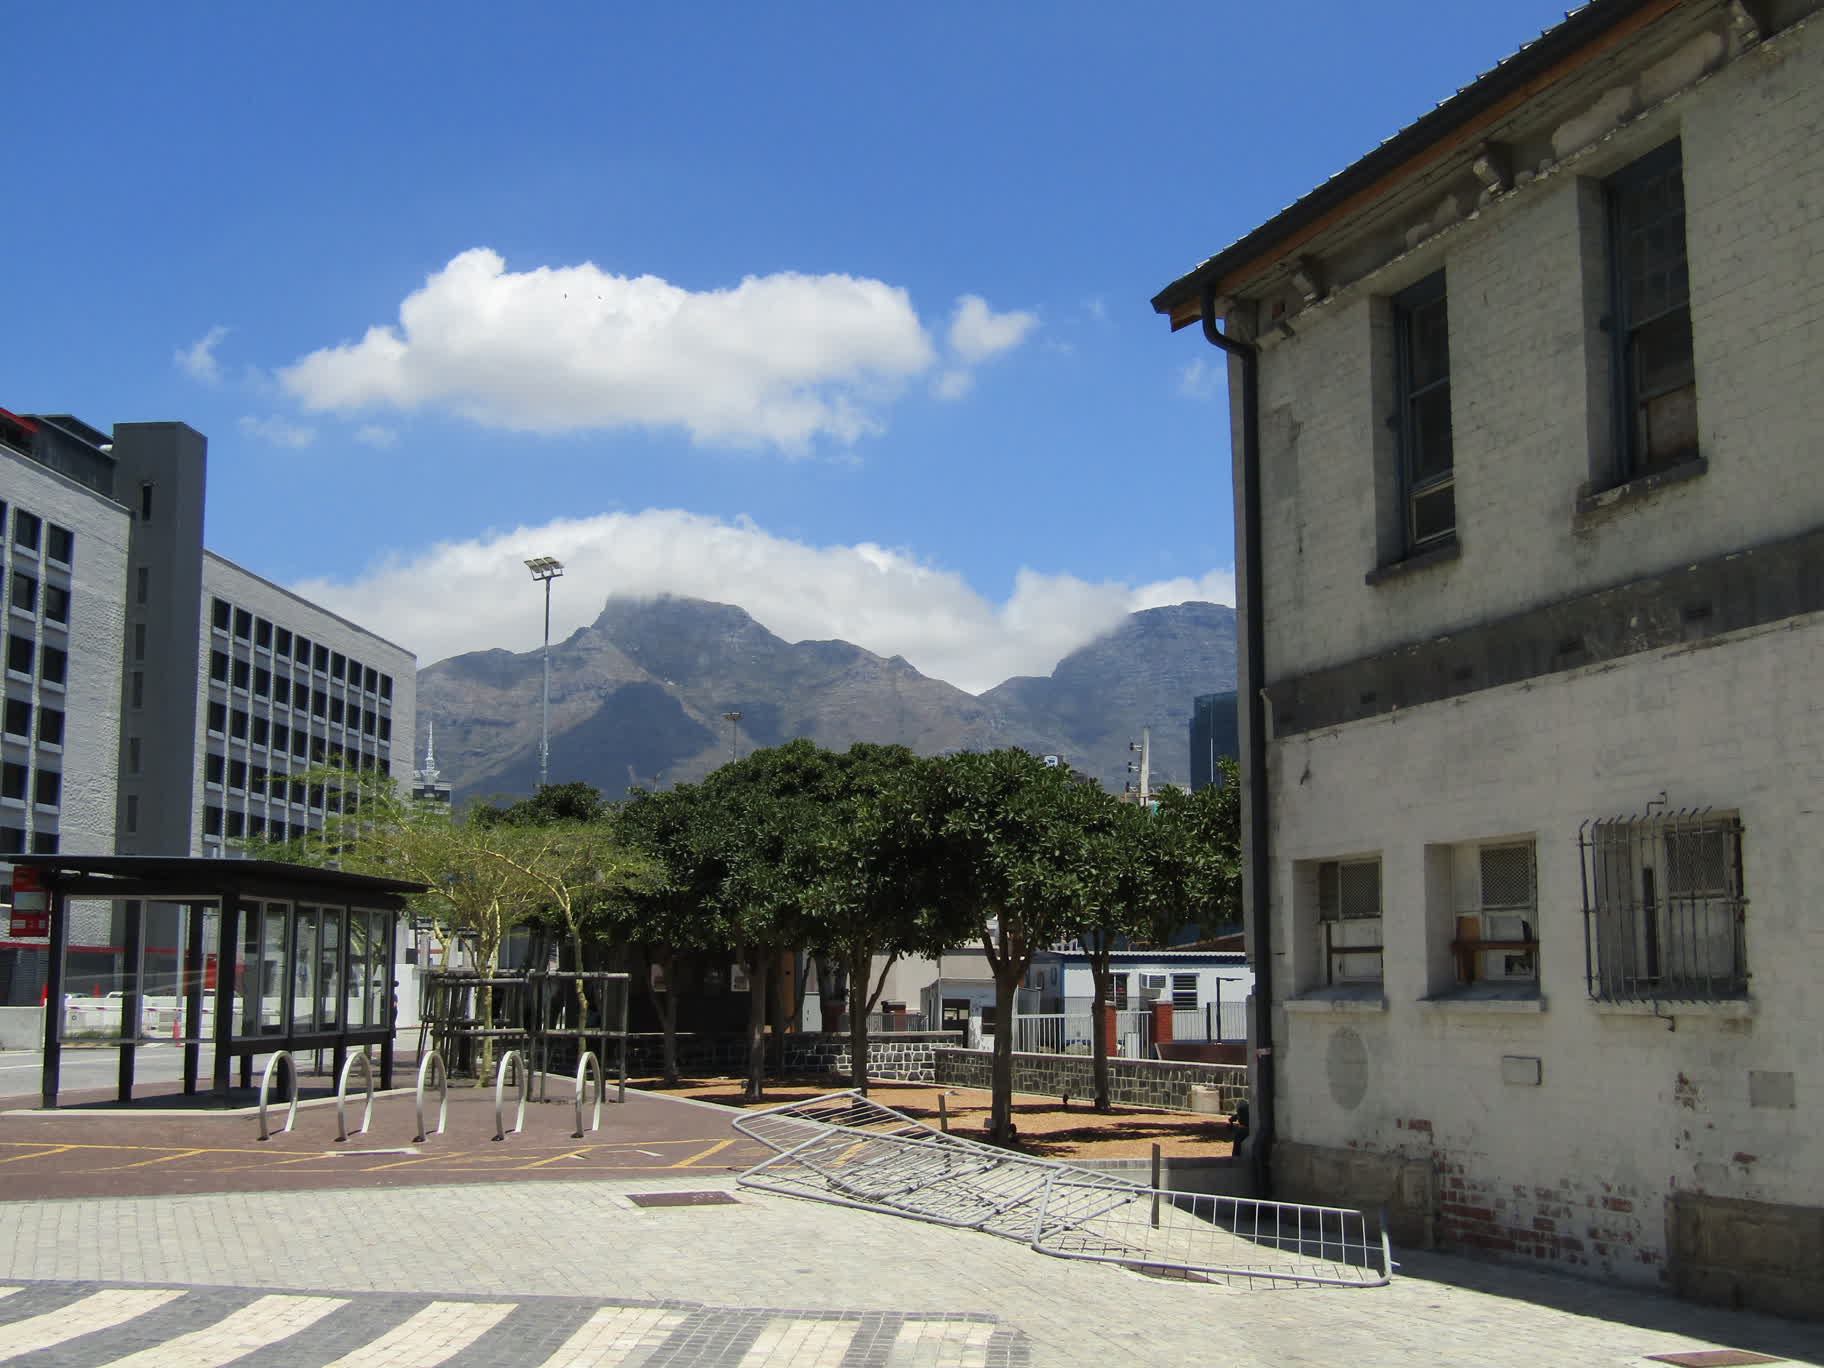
175 326 230 385
238 414 316 449
354 424 399 449
278 248 943 453
946 294 1038 364
932 369 974 401
290 510 1233 693
1177 357 1222 401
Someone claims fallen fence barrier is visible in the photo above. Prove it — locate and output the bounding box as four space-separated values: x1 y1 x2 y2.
734 1091 1392 1289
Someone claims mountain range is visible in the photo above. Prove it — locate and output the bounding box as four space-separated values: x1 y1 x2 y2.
415 595 1237 804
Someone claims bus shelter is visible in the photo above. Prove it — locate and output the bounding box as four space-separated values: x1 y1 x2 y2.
16 855 427 1109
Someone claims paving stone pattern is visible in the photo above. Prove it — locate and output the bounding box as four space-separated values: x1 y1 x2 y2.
1 1176 1819 1367
0 1281 1024 1367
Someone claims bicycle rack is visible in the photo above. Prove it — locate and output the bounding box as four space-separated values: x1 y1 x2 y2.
572 1051 604 1138
335 1050 375 1143
414 1050 449 1143
256 1051 298 1142
493 1049 528 1142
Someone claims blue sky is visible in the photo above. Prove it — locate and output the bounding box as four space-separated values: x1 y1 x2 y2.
7 1 1572 691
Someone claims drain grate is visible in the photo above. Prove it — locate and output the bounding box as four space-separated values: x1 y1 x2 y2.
1647 1351 1786 1367
626 1190 741 1208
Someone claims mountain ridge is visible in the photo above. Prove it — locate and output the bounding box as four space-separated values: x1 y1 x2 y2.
417 594 1236 803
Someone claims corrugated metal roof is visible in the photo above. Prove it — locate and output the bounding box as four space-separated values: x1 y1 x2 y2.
1152 0 1657 316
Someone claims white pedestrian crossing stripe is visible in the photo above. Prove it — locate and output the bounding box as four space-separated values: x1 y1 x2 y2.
0 1285 1018 1365
0 1289 184 1359
92 1294 346 1367
320 1299 514 1367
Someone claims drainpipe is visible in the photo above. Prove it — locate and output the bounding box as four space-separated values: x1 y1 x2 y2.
1200 285 1275 1197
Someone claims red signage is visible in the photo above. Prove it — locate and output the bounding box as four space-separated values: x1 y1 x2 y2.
9 866 47 936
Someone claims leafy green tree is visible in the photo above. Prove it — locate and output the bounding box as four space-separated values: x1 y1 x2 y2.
932 749 1096 1143
796 745 974 1094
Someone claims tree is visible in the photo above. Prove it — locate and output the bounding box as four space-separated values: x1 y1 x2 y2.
796 745 975 1094
245 762 547 1081
932 749 1096 1143
610 783 726 1086
1063 794 1148 1112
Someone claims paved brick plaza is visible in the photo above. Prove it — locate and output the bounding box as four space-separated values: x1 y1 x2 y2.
0 1087 1816 1366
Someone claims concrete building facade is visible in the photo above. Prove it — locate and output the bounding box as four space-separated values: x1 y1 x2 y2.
1152 0 1824 1318
0 410 415 1004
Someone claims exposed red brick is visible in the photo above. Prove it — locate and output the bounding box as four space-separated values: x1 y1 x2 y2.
1602 1196 1634 1214
1732 1152 1757 1165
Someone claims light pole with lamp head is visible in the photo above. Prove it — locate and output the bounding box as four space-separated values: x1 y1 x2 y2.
722 711 742 764
524 556 564 790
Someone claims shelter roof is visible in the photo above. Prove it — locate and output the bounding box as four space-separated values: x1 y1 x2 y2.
10 854 426 902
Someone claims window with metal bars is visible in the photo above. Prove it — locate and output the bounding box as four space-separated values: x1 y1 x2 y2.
1392 270 1454 553
1451 843 1538 985
1317 857 1383 985
1607 141 1697 478
1580 810 1745 1001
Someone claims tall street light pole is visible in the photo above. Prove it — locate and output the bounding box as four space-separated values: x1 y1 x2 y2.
524 556 564 790
722 710 742 765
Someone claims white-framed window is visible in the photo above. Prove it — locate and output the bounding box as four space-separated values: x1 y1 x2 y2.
1451 842 1538 985
1317 857 1383 985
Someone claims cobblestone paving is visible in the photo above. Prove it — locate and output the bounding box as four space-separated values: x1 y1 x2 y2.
0 1176 1816 1367
0 1282 1024 1366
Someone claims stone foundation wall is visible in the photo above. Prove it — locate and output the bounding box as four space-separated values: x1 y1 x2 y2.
622 1031 961 1082
1671 1192 1824 1321
934 1048 1248 1113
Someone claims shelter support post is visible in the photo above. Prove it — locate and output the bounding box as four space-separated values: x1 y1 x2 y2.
117 900 143 1102
212 895 240 1098
183 901 204 1094
40 887 68 1110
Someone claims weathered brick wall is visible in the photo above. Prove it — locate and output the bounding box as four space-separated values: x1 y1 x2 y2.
934 1048 1247 1113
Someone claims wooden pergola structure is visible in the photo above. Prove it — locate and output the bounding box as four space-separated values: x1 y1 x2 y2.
18 855 427 1109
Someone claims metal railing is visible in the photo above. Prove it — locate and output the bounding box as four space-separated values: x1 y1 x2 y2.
256 1051 297 1142
1012 1010 1154 1056
335 1050 374 1143
573 1051 603 1139
414 1051 449 1143
493 1050 527 1142
1170 1000 1248 1043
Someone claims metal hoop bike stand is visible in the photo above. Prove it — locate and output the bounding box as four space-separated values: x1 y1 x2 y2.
493 1049 528 1142
572 1051 604 1138
413 1050 449 1143
256 1051 298 1141
335 1050 374 1143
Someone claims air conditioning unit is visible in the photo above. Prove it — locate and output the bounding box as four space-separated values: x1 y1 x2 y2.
1139 973 1168 999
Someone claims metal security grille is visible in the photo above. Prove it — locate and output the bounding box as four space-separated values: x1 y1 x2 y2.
1579 810 1746 1002
1479 844 1534 910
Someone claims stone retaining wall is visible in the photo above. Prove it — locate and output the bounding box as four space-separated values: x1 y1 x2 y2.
934 1048 1248 1113
623 1031 962 1083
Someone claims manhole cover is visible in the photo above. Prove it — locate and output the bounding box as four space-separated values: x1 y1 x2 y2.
1647 1351 1786 1366
627 1191 741 1208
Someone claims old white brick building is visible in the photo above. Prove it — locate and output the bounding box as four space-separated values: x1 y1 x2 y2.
1153 0 1823 1317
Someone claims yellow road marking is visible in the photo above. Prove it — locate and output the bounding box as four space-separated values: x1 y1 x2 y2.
0 1146 73 1165
674 1138 734 1167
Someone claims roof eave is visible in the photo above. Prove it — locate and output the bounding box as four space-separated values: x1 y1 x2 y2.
1151 0 1676 326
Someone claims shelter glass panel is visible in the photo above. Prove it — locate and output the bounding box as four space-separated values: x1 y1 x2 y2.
258 904 290 1035
318 908 343 1028
296 907 320 1032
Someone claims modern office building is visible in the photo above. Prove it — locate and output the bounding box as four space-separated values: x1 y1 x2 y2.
1188 691 1238 791
0 409 415 1004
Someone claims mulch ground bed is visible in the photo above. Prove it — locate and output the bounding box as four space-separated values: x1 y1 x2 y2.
630 1075 1238 1160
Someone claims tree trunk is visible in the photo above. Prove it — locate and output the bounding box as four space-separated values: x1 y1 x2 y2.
816 955 844 1032
847 946 872 1095
1089 949 1112 1112
743 950 770 1102
641 944 680 1085
989 969 1017 1144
